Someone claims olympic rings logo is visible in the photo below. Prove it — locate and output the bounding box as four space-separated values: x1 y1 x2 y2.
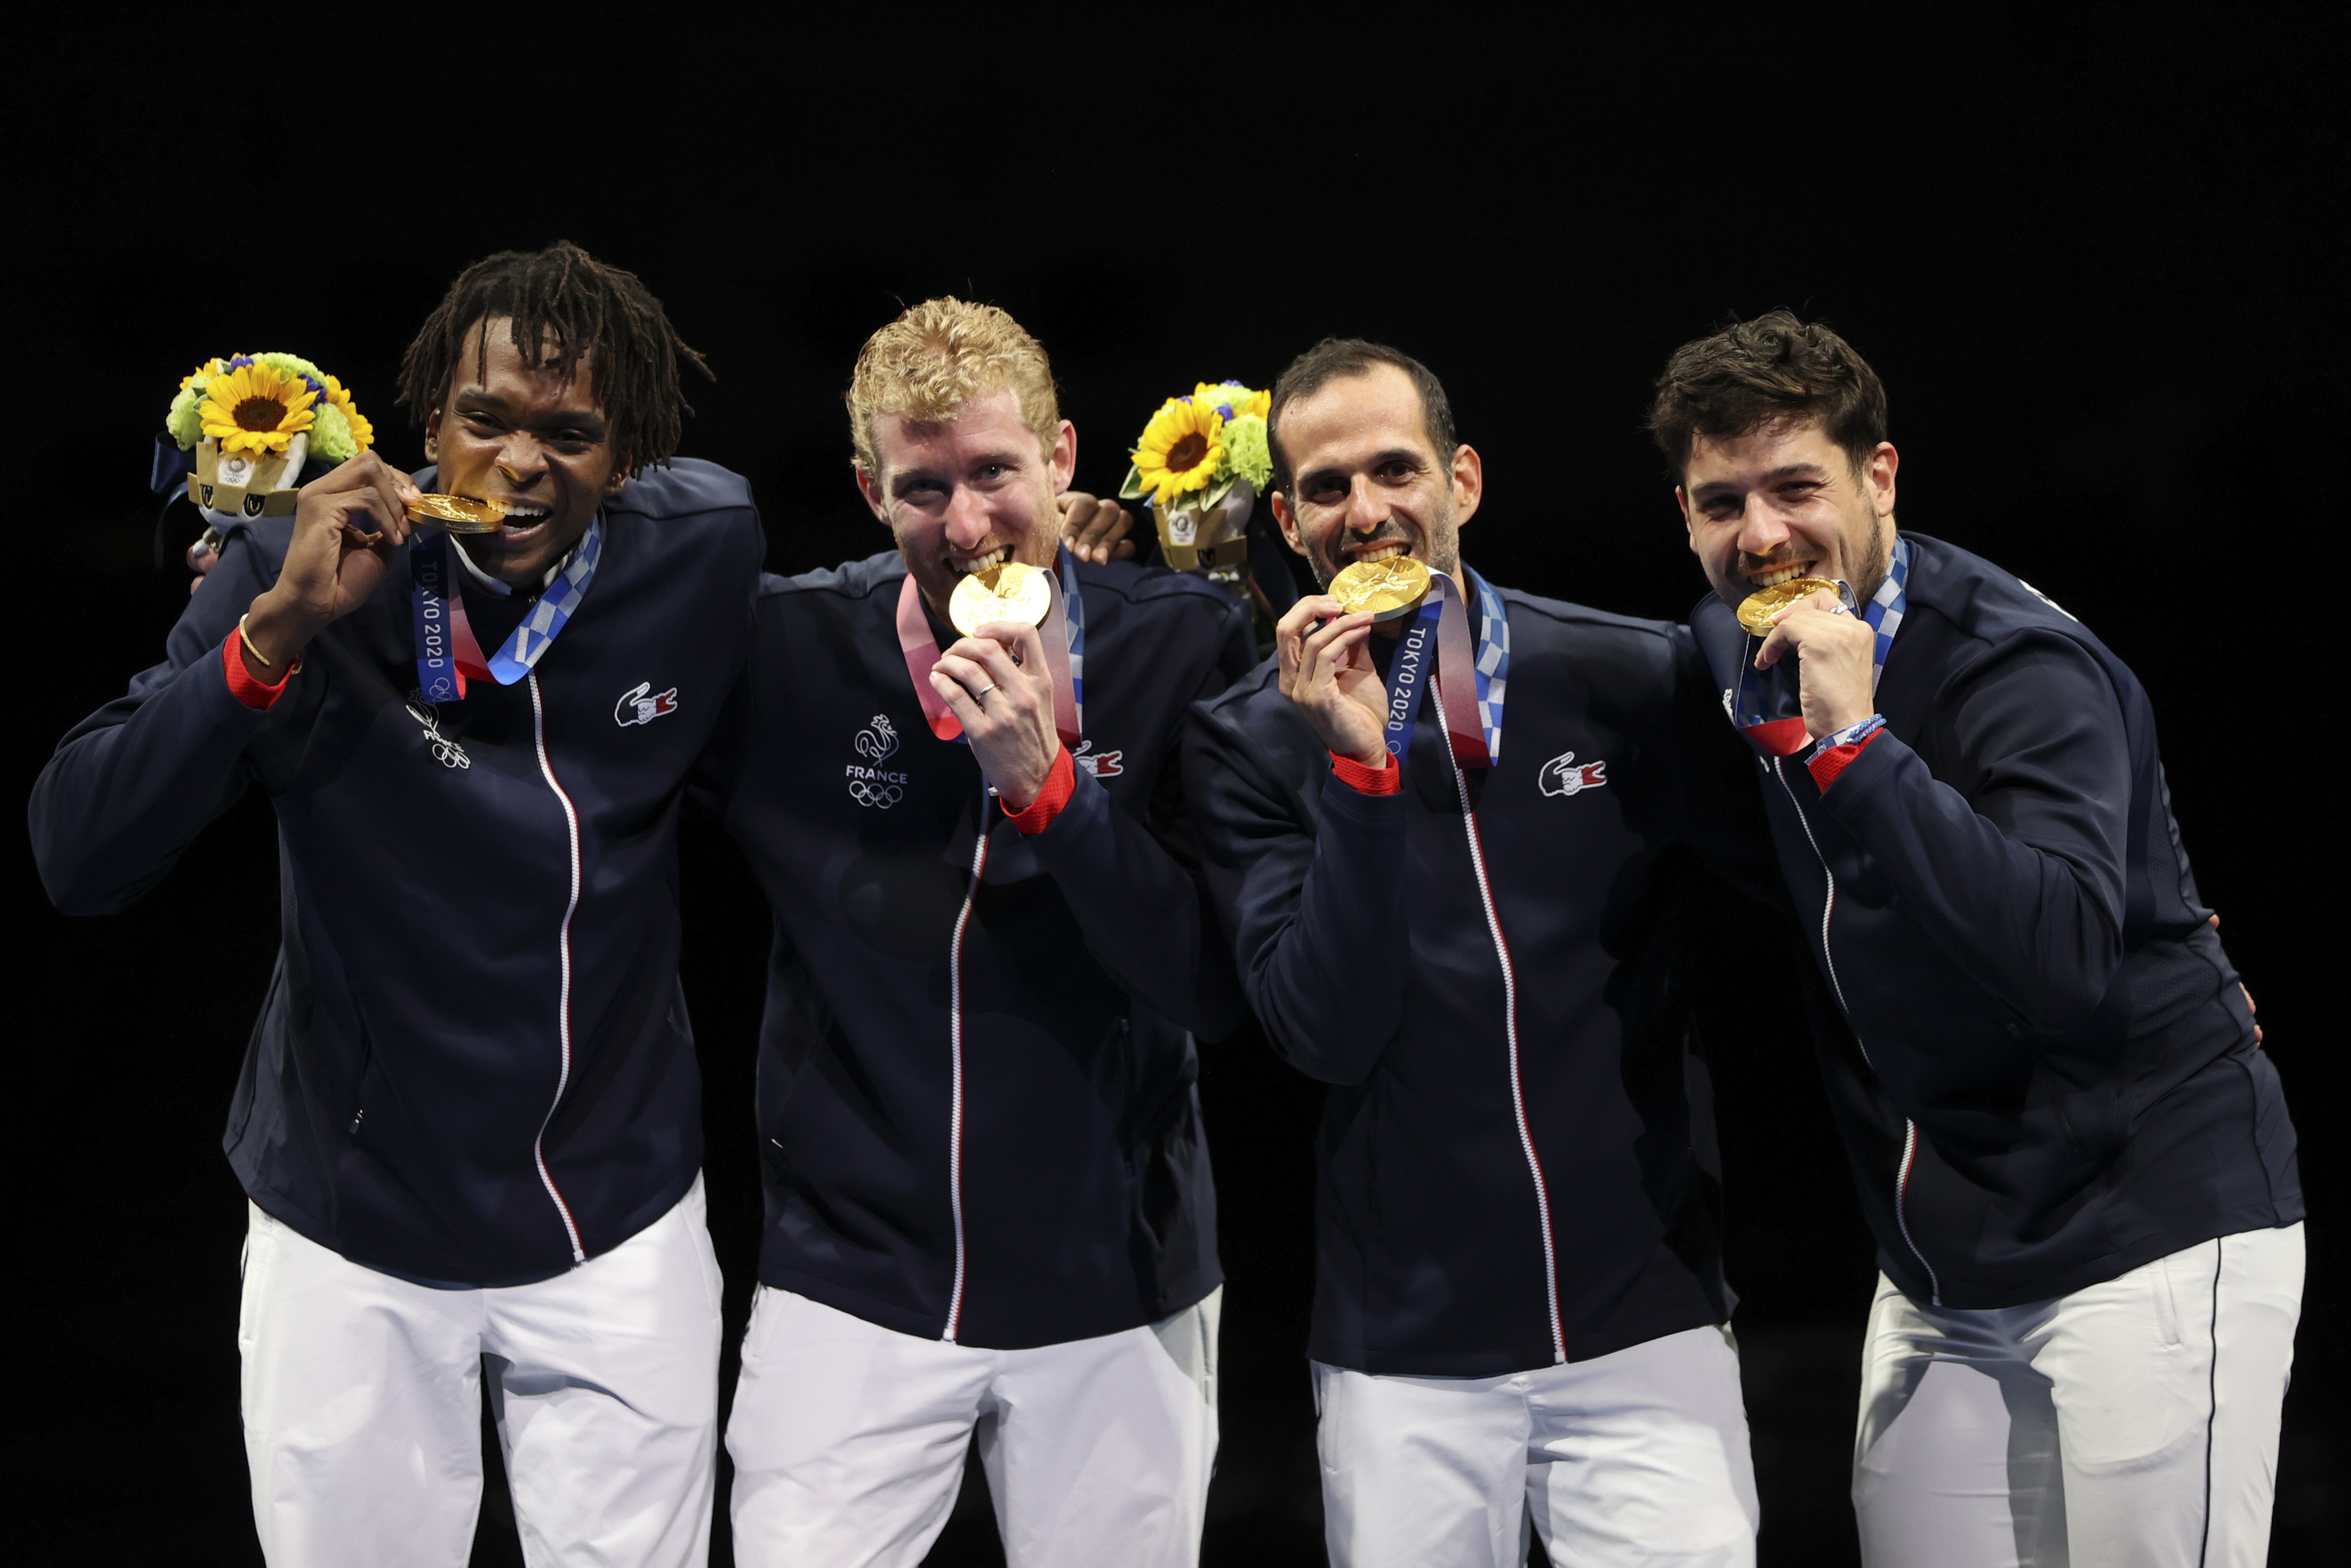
849 779 903 809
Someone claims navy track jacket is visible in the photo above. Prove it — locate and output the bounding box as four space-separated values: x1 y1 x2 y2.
717 551 1256 1349
31 462 763 1287
1693 533 2302 1309
1184 581 1771 1376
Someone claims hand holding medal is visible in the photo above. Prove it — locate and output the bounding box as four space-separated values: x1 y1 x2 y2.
241 451 425 668
931 565 1064 810
1745 578 1878 737
1275 588 1393 767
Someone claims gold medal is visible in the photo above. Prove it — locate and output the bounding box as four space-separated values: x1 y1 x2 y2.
1735 576 1840 635
947 560 1052 637
405 494 508 533
1328 556 1433 622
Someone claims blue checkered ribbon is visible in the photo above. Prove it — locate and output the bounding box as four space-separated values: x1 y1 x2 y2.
1862 534 1910 693
411 515 604 701
484 516 606 685
1057 545 1085 734
1465 566 1510 765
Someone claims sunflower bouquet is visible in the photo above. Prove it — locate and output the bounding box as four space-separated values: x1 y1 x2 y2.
1117 381 1274 578
164 352 375 520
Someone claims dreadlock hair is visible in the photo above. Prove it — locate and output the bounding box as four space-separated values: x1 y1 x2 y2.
396 241 710 476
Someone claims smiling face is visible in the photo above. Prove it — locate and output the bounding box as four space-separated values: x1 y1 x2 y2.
1678 419 1899 610
1270 364 1480 592
855 386 1074 616
425 316 627 587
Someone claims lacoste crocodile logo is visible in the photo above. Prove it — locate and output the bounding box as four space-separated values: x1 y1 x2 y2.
1539 750 1607 798
615 682 679 727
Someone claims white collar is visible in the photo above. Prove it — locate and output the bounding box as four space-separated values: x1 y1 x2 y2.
451 531 578 598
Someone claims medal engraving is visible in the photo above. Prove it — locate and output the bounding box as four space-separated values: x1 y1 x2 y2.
1329 556 1433 622
947 561 1052 637
1735 576 1841 635
406 494 509 533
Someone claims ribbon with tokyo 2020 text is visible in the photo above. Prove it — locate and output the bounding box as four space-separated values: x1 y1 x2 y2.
1375 570 1506 770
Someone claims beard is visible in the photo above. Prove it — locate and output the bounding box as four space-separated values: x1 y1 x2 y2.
1845 522 1892 605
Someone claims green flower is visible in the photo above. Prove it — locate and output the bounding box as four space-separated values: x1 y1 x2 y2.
308 402 357 462
165 384 204 449
1219 413 1273 491
255 350 327 386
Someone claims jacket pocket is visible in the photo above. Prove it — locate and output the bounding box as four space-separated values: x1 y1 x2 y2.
2149 1249 2183 1349
346 1016 376 1136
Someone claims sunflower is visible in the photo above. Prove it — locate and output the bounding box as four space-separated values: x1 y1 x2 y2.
321 373 375 454
199 360 319 457
1132 397 1225 508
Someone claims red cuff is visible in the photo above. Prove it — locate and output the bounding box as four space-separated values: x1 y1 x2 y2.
223 628 299 709
1329 749 1400 795
1003 745 1078 835
1806 727 1883 791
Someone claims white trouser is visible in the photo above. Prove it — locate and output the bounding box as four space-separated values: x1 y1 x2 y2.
1853 1222 2304 1568
238 1177 724 1567
726 1284 1220 1568
1314 1324 1759 1568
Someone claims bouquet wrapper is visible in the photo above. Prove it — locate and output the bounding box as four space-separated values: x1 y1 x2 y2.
188 433 306 520
1154 479 1255 571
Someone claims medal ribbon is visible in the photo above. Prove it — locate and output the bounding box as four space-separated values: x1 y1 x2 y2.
1730 535 1911 755
895 549 1082 748
410 517 604 702
1376 569 1509 770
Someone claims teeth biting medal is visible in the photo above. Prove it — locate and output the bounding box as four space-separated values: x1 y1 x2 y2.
1328 555 1433 622
1735 575 1842 635
948 561 1053 637
405 494 508 534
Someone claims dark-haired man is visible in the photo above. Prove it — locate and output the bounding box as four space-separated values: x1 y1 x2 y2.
1654 310 2303 1566
33 242 759 1564
714 299 1252 1567
1184 340 1770 1567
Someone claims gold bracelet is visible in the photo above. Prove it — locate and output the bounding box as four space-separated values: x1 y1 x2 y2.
237 613 274 667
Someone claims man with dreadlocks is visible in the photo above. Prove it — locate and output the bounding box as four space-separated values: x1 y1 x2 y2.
32 241 759 1565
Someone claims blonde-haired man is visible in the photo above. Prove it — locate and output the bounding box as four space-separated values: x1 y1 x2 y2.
716 298 1256 1566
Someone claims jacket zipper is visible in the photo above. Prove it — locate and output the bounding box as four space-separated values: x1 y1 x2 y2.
1448 738 1567 1364
942 818 990 1343
1772 758 1940 1304
527 672 587 1265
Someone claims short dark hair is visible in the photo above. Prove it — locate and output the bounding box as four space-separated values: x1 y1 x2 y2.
1267 338 1457 494
1646 310 1887 480
397 241 712 476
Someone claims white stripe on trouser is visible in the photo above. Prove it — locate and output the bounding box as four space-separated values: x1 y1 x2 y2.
1314 1324 1759 1567
726 1284 1221 1567
237 1177 724 1566
1853 1222 2305 1568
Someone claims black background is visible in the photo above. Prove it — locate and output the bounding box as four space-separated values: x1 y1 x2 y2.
9 13 2338 1563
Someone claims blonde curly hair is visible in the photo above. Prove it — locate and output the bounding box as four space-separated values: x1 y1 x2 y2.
846 298 1060 478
